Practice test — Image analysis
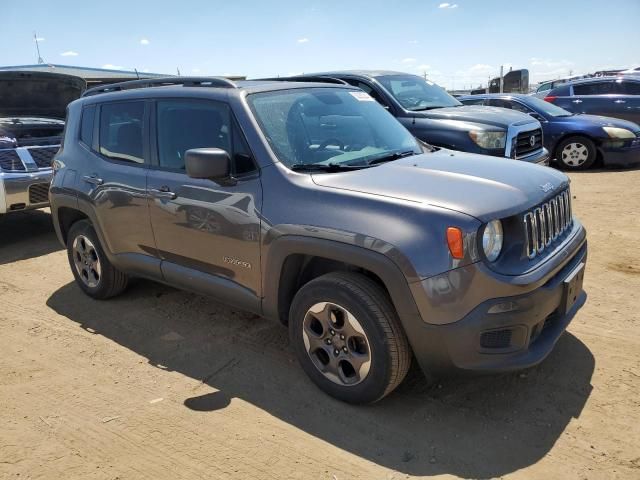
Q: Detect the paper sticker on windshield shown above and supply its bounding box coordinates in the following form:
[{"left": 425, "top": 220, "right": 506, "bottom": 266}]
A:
[{"left": 350, "top": 91, "right": 375, "bottom": 102}]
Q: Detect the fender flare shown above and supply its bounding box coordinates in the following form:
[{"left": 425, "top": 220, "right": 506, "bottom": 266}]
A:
[{"left": 261, "top": 235, "right": 424, "bottom": 343}]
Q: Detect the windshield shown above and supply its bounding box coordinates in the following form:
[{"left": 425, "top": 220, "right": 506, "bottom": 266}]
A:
[
  {"left": 376, "top": 75, "right": 461, "bottom": 111},
  {"left": 526, "top": 96, "right": 573, "bottom": 117},
  {"left": 247, "top": 88, "right": 421, "bottom": 169}
]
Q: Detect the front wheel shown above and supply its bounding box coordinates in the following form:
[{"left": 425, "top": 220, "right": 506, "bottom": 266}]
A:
[
  {"left": 289, "top": 272, "right": 411, "bottom": 404},
  {"left": 66, "top": 220, "right": 128, "bottom": 299},
  {"left": 555, "top": 136, "right": 596, "bottom": 170}
]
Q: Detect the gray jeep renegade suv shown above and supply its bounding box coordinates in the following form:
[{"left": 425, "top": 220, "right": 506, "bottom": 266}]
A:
[{"left": 50, "top": 77, "right": 588, "bottom": 404}]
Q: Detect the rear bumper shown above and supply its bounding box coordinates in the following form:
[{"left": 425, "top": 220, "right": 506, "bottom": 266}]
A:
[
  {"left": 599, "top": 138, "right": 640, "bottom": 166},
  {"left": 406, "top": 222, "right": 587, "bottom": 375},
  {"left": 0, "top": 170, "right": 52, "bottom": 214}
]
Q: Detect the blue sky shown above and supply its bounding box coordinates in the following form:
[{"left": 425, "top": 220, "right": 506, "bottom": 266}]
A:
[{"left": 3, "top": 0, "right": 639, "bottom": 89}]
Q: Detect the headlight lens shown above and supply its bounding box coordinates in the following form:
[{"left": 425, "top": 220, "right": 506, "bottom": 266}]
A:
[
  {"left": 603, "top": 126, "right": 635, "bottom": 139},
  {"left": 468, "top": 130, "right": 506, "bottom": 150},
  {"left": 482, "top": 219, "right": 503, "bottom": 262}
]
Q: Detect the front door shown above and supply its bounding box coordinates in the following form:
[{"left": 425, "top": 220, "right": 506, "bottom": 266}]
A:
[{"left": 146, "top": 98, "right": 262, "bottom": 307}]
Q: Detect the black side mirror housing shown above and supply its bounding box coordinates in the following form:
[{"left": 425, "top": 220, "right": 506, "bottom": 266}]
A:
[{"left": 185, "top": 148, "right": 232, "bottom": 181}]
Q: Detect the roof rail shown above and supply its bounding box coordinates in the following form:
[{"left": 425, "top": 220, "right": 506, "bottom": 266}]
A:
[
  {"left": 257, "top": 76, "right": 348, "bottom": 86},
  {"left": 82, "top": 76, "right": 237, "bottom": 97}
]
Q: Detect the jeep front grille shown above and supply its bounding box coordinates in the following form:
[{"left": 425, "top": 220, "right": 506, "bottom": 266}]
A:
[
  {"left": 0, "top": 149, "right": 25, "bottom": 171},
  {"left": 28, "top": 183, "right": 50, "bottom": 204},
  {"left": 515, "top": 128, "right": 543, "bottom": 158},
  {"left": 523, "top": 189, "right": 572, "bottom": 259},
  {"left": 27, "top": 146, "right": 58, "bottom": 169}
]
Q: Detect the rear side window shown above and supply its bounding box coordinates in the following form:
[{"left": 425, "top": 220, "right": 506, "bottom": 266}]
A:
[
  {"left": 617, "top": 81, "right": 640, "bottom": 95},
  {"left": 573, "top": 81, "right": 614, "bottom": 95},
  {"left": 99, "top": 102, "right": 145, "bottom": 163},
  {"left": 80, "top": 105, "right": 95, "bottom": 147}
]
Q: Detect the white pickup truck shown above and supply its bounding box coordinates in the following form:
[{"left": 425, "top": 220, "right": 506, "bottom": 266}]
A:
[{"left": 0, "top": 71, "right": 84, "bottom": 215}]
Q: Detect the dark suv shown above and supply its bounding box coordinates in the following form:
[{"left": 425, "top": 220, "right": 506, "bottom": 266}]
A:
[
  {"left": 50, "top": 77, "right": 587, "bottom": 404},
  {"left": 541, "top": 76, "right": 640, "bottom": 124},
  {"left": 280, "top": 71, "right": 550, "bottom": 164}
]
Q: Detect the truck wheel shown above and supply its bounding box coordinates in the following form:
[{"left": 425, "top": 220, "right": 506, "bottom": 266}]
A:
[
  {"left": 556, "top": 136, "right": 596, "bottom": 170},
  {"left": 289, "top": 272, "right": 411, "bottom": 404},
  {"left": 66, "top": 220, "right": 128, "bottom": 299}
]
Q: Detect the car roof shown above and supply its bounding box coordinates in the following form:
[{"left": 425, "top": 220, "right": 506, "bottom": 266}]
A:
[
  {"left": 301, "top": 70, "right": 417, "bottom": 79},
  {"left": 79, "top": 77, "right": 356, "bottom": 103},
  {"left": 564, "top": 76, "right": 639, "bottom": 86}
]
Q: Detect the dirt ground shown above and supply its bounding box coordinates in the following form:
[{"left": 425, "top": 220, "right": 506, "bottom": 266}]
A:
[{"left": 1, "top": 167, "right": 639, "bottom": 480}]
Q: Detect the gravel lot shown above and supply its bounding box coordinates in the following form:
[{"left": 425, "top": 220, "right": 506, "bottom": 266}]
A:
[{"left": 1, "top": 167, "right": 639, "bottom": 480}]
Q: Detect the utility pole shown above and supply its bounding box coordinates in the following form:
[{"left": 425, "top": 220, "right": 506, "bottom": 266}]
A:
[
  {"left": 34, "top": 32, "right": 44, "bottom": 64},
  {"left": 499, "top": 65, "right": 504, "bottom": 93}
]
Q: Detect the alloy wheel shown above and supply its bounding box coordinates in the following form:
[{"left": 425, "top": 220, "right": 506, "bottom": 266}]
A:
[
  {"left": 302, "top": 302, "right": 372, "bottom": 386},
  {"left": 72, "top": 235, "right": 102, "bottom": 288}
]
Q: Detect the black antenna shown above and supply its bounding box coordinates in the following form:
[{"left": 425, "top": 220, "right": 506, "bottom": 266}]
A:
[
  {"left": 134, "top": 68, "right": 140, "bottom": 79},
  {"left": 176, "top": 67, "right": 181, "bottom": 76},
  {"left": 33, "top": 32, "right": 44, "bottom": 64}
]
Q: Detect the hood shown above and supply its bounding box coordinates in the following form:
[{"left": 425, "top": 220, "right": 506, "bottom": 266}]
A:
[
  {"left": 415, "top": 105, "right": 537, "bottom": 129},
  {"left": 311, "top": 149, "right": 569, "bottom": 222},
  {"left": 0, "top": 71, "right": 86, "bottom": 119},
  {"left": 563, "top": 114, "right": 640, "bottom": 132}
]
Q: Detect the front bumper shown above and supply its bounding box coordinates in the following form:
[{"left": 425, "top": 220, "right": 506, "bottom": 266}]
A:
[
  {"left": 599, "top": 137, "right": 640, "bottom": 166},
  {"left": 407, "top": 222, "right": 587, "bottom": 374},
  {"left": 0, "top": 169, "right": 53, "bottom": 214},
  {"left": 517, "top": 147, "right": 550, "bottom": 166}
]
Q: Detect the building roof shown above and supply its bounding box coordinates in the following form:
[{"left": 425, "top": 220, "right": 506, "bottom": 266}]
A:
[{"left": 0, "top": 64, "right": 246, "bottom": 87}]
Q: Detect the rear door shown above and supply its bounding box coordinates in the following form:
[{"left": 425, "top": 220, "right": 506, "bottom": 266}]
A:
[
  {"left": 76, "top": 99, "right": 159, "bottom": 277},
  {"left": 613, "top": 80, "right": 640, "bottom": 124},
  {"left": 569, "top": 80, "right": 618, "bottom": 117},
  {"left": 146, "top": 98, "right": 262, "bottom": 306}
]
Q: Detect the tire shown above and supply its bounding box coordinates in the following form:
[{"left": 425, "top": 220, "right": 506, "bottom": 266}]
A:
[
  {"left": 66, "top": 220, "right": 128, "bottom": 299},
  {"left": 289, "top": 271, "right": 411, "bottom": 404},
  {"left": 555, "top": 136, "right": 596, "bottom": 170}
]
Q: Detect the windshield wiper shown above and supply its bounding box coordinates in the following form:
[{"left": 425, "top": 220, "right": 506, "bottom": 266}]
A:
[
  {"left": 368, "top": 150, "right": 417, "bottom": 165},
  {"left": 409, "top": 106, "right": 442, "bottom": 111},
  {"left": 290, "top": 163, "right": 369, "bottom": 172}
]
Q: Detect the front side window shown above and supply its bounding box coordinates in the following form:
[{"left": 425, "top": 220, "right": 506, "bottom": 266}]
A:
[
  {"left": 99, "top": 102, "right": 144, "bottom": 163},
  {"left": 537, "top": 83, "right": 552, "bottom": 93},
  {"left": 376, "top": 75, "right": 461, "bottom": 111},
  {"left": 525, "top": 96, "right": 573, "bottom": 117},
  {"left": 247, "top": 88, "right": 420, "bottom": 169},
  {"left": 460, "top": 98, "right": 485, "bottom": 106},
  {"left": 573, "top": 82, "right": 614, "bottom": 96},
  {"left": 155, "top": 99, "right": 256, "bottom": 175}
]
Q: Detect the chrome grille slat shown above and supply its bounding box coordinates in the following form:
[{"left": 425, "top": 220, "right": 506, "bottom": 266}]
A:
[{"left": 523, "top": 189, "right": 573, "bottom": 259}]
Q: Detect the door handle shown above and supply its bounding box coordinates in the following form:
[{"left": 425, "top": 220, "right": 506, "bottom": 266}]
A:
[
  {"left": 572, "top": 99, "right": 583, "bottom": 104},
  {"left": 83, "top": 175, "right": 104, "bottom": 186},
  {"left": 614, "top": 99, "right": 626, "bottom": 104},
  {"left": 149, "top": 186, "right": 177, "bottom": 200}
]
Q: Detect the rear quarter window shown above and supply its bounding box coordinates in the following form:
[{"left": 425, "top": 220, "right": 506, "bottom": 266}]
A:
[{"left": 80, "top": 105, "right": 96, "bottom": 147}]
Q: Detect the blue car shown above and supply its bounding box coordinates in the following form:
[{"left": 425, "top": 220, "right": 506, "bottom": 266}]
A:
[{"left": 459, "top": 94, "right": 640, "bottom": 170}]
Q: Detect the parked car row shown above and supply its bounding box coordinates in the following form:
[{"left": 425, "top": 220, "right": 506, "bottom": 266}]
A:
[{"left": 46, "top": 76, "right": 588, "bottom": 403}]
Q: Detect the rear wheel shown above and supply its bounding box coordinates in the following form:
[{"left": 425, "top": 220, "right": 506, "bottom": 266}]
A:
[
  {"left": 555, "top": 136, "right": 596, "bottom": 170},
  {"left": 66, "top": 220, "right": 128, "bottom": 299},
  {"left": 289, "top": 272, "right": 411, "bottom": 404}
]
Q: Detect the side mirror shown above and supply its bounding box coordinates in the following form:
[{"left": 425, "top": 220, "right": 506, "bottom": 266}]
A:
[
  {"left": 185, "top": 148, "right": 231, "bottom": 181},
  {"left": 528, "top": 112, "right": 545, "bottom": 122}
]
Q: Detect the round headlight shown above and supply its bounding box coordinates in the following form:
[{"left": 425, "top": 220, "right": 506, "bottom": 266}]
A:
[{"left": 482, "top": 219, "right": 503, "bottom": 262}]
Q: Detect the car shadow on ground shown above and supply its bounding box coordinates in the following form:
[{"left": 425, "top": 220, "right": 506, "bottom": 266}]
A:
[
  {"left": 0, "top": 210, "right": 61, "bottom": 265},
  {"left": 47, "top": 280, "right": 594, "bottom": 479}
]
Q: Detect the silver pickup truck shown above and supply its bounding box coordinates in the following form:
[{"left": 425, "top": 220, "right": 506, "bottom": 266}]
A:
[{"left": 0, "top": 71, "right": 84, "bottom": 216}]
